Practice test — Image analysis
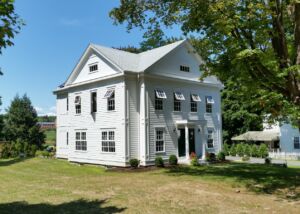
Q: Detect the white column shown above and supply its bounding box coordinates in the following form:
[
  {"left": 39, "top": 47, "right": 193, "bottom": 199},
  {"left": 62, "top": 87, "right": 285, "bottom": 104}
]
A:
[
  {"left": 185, "top": 125, "right": 189, "bottom": 160},
  {"left": 202, "top": 125, "right": 206, "bottom": 159}
]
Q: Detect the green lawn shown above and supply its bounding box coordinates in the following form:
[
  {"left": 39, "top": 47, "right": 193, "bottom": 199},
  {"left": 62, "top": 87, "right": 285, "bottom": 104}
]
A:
[
  {"left": 0, "top": 158, "right": 300, "bottom": 213},
  {"left": 43, "top": 129, "right": 56, "bottom": 146}
]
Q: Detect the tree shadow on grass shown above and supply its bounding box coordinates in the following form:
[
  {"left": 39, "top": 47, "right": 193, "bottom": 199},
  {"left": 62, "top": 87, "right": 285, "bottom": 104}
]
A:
[
  {"left": 0, "top": 157, "right": 31, "bottom": 167},
  {"left": 166, "top": 163, "right": 300, "bottom": 200},
  {"left": 0, "top": 199, "right": 126, "bottom": 214}
]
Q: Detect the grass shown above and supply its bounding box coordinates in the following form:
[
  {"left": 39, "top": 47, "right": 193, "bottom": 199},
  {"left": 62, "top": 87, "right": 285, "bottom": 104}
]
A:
[
  {"left": 0, "top": 158, "right": 300, "bottom": 213},
  {"left": 43, "top": 129, "right": 56, "bottom": 146}
]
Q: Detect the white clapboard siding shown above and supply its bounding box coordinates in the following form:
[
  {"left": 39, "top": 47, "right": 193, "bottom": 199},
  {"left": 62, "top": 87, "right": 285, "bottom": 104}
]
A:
[{"left": 145, "top": 77, "right": 222, "bottom": 161}]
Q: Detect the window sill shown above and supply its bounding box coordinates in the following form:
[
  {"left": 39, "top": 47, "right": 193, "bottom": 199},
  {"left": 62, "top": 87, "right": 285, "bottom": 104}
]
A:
[
  {"left": 74, "top": 150, "right": 87, "bottom": 153},
  {"left": 107, "top": 110, "right": 116, "bottom": 113},
  {"left": 75, "top": 114, "right": 81, "bottom": 116},
  {"left": 89, "top": 70, "right": 98, "bottom": 74},
  {"left": 155, "top": 151, "right": 166, "bottom": 155},
  {"left": 100, "top": 152, "right": 117, "bottom": 154}
]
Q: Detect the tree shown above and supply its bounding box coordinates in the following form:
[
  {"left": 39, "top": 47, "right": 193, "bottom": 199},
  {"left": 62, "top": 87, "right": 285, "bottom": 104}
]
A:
[
  {"left": 110, "top": 0, "right": 300, "bottom": 126},
  {"left": 3, "top": 94, "right": 45, "bottom": 155},
  {"left": 222, "top": 77, "right": 264, "bottom": 143}
]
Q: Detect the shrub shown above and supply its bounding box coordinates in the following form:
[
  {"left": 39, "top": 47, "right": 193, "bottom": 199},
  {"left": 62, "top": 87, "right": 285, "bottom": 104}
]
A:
[
  {"left": 250, "top": 144, "right": 258, "bottom": 157},
  {"left": 155, "top": 156, "right": 164, "bottom": 167},
  {"left": 129, "top": 159, "right": 139, "bottom": 168},
  {"left": 190, "top": 157, "right": 199, "bottom": 166},
  {"left": 243, "top": 144, "right": 251, "bottom": 157},
  {"left": 242, "top": 155, "right": 250, "bottom": 161},
  {"left": 265, "top": 157, "right": 271, "bottom": 164},
  {"left": 222, "top": 143, "right": 230, "bottom": 155},
  {"left": 229, "top": 144, "right": 236, "bottom": 156},
  {"left": 236, "top": 144, "right": 244, "bottom": 157},
  {"left": 169, "top": 155, "right": 178, "bottom": 166},
  {"left": 258, "top": 144, "right": 269, "bottom": 158},
  {"left": 35, "top": 150, "right": 43, "bottom": 157},
  {"left": 205, "top": 152, "right": 216, "bottom": 162},
  {"left": 217, "top": 151, "right": 226, "bottom": 161}
]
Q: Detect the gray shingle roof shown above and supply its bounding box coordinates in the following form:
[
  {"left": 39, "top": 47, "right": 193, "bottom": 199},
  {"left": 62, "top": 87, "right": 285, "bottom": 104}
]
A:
[
  {"left": 231, "top": 131, "right": 279, "bottom": 142},
  {"left": 91, "top": 40, "right": 185, "bottom": 72}
]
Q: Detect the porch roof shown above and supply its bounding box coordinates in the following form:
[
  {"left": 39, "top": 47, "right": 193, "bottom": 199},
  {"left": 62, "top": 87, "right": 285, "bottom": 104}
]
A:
[{"left": 231, "top": 131, "right": 279, "bottom": 142}]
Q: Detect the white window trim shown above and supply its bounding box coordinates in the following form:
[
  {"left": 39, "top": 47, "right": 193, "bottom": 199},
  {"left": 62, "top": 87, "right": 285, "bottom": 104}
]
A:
[
  {"left": 75, "top": 131, "right": 87, "bottom": 151},
  {"left": 88, "top": 63, "right": 98, "bottom": 73},
  {"left": 101, "top": 130, "right": 116, "bottom": 153},
  {"left": 155, "top": 127, "right": 166, "bottom": 153},
  {"left": 207, "top": 128, "right": 214, "bottom": 149}
]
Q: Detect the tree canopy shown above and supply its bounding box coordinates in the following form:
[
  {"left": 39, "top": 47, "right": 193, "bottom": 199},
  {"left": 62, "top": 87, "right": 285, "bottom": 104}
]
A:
[
  {"left": 0, "top": 0, "right": 24, "bottom": 75},
  {"left": 3, "top": 94, "right": 45, "bottom": 148},
  {"left": 110, "top": 0, "right": 300, "bottom": 126}
]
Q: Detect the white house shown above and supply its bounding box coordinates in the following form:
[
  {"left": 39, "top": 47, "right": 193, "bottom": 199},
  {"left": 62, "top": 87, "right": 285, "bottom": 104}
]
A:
[
  {"left": 53, "top": 40, "right": 223, "bottom": 167},
  {"left": 232, "top": 120, "right": 300, "bottom": 159}
]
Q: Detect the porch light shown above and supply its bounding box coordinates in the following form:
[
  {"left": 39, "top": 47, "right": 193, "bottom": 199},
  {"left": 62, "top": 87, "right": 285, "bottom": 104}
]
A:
[{"left": 198, "top": 128, "right": 201, "bottom": 133}]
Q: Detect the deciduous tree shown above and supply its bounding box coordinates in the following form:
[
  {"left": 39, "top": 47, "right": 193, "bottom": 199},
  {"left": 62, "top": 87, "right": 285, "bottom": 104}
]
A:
[{"left": 110, "top": 0, "right": 300, "bottom": 126}]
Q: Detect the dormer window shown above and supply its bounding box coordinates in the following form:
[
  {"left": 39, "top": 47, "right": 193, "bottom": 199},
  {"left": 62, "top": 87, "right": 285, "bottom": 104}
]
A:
[
  {"left": 180, "top": 65, "right": 190, "bottom": 72},
  {"left": 89, "top": 64, "right": 98, "bottom": 72}
]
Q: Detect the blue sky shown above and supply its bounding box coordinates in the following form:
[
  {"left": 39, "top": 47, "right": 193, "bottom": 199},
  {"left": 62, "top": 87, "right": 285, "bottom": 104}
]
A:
[{"left": 0, "top": 0, "right": 182, "bottom": 115}]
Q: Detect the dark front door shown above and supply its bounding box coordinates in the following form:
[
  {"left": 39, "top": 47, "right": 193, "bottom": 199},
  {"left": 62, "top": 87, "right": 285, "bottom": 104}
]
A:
[
  {"left": 178, "top": 129, "right": 186, "bottom": 157},
  {"left": 189, "top": 128, "right": 195, "bottom": 154}
]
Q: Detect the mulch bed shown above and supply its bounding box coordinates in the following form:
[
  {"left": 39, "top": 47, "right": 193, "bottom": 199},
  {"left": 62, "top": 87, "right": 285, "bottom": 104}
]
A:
[{"left": 106, "top": 164, "right": 178, "bottom": 172}]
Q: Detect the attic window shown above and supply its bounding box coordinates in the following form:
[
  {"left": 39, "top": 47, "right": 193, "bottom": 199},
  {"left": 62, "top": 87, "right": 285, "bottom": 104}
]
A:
[
  {"left": 180, "top": 65, "right": 190, "bottom": 72},
  {"left": 89, "top": 64, "right": 98, "bottom": 72}
]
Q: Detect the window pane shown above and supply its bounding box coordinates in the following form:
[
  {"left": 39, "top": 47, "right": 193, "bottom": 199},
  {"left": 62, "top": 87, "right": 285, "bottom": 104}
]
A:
[
  {"left": 102, "top": 132, "right": 107, "bottom": 140},
  {"left": 81, "top": 132, "right": 86, "bottom": 140},
  {"left": 76, "top": 132, "right": 80, "bottom": 140}
]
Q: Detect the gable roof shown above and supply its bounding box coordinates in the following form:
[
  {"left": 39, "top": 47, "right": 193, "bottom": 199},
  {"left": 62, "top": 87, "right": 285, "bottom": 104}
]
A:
[{"left": 91, "top": 40, "right": 186, "bottom": 72}]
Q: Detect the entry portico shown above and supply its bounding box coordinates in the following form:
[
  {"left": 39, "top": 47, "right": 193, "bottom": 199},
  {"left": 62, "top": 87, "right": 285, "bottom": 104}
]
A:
[{"left": 176, "top": 120, "right": 207, "bottom": 162}]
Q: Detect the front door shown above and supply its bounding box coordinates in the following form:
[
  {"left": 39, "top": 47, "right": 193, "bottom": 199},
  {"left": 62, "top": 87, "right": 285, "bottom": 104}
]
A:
[
  {"left": 178, "top": 129, "right": 186, "bottom": 157},
  {"left": 189, "top": 128, "right": 195, "bottom": 154}
]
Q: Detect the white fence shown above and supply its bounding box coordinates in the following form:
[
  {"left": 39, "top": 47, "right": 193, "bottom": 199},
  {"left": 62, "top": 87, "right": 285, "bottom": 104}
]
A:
[{"left": 269, "top": 151, "right": 300, "bottom": 160}]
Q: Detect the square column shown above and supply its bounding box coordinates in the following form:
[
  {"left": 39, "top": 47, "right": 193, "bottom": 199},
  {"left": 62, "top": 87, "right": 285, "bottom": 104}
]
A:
[{"left": 185, "top": 125, "right": 189, "bottom": 160}]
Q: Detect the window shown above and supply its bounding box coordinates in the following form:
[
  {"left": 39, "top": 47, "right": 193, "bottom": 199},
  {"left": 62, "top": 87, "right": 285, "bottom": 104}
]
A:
[
  {"left": 207, "top": 130, "right": 214, "bottom": 148},
  {"left": 155, "top": 129, "right": 165, "bottom": 152},
  {"left": 190, "top": 96, "right": 197, "bottom": 112},
  {"left": 75, "top": 96, "right": 81, "bottom": 114},
  {"left": 180, "top": 65, "right": 190, "bottom": 72},
  {"left": 75, "top": 132, "right": 87, "bottom": 151},
  {"left": 91, "top": 92, "right": 97, "bottom": 113},
  {"left": 104, "top": 89, "right": 115, "bottom": 111},
  {"left": 89, "top": 64, "right": 98, "bottom": 72},
  {"left": 294, "top": 137, "right": 300, "bottom": 149},
  {"left": 206, "top": 96, "right": 214, "bottom": 113},
  {"left": 155, "top": 89, "right": 167, "bottom": 110},
  {"left": 66, "top": 132, "right": 69, "bottom": 145},
  {"left": 101, "top": 131, "right": 115, "bottom": 152},
  {"left": 174, "top": 92, "right": 184, "bottom": 112},
  {"left": 174, "top": 95, "right": 181, "bottom": 112},
  {"left": 67, "top": 97, "right": 69, "bottom": 111}
]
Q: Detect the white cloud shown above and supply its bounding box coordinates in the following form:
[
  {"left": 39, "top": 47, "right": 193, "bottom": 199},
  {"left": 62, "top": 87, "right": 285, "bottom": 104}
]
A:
[
  {"left": 34, "top": 106, "right": 56, "bottom": 116},
  {"left": 59, "top": 18, "right": 82, "bottom": 27}
]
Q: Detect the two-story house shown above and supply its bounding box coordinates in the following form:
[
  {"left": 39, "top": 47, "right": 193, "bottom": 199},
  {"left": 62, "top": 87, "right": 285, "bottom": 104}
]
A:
[{"left": 54, "top": 40, "right": 223, "bottom": 166}]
